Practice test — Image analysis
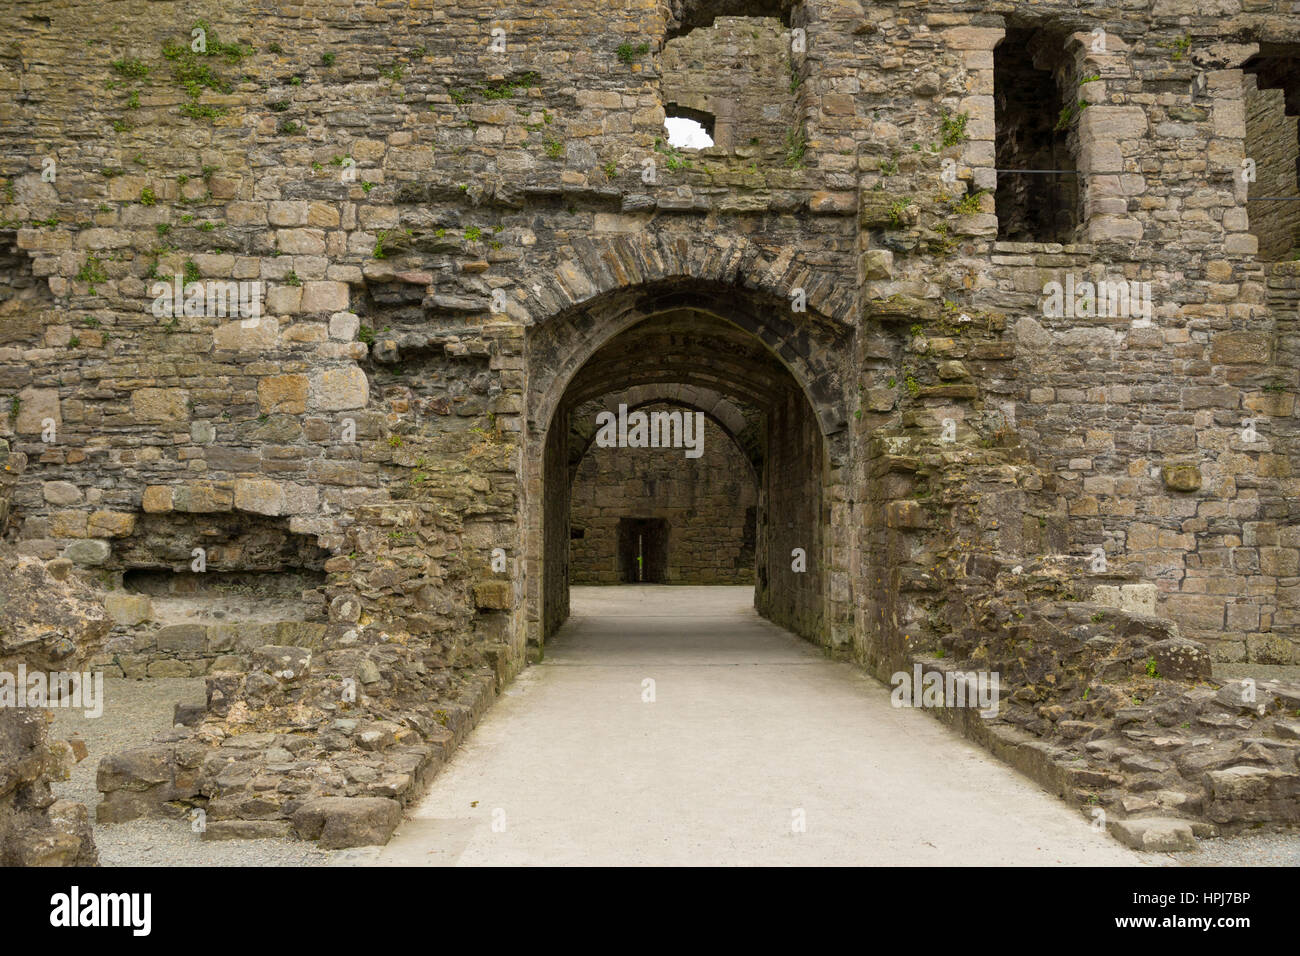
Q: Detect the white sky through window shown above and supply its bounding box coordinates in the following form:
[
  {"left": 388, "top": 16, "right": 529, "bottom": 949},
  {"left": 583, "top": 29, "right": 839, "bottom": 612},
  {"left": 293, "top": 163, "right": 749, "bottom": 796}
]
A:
[{"left": 665, "top": 116, "right": 713, "bottom": 149}]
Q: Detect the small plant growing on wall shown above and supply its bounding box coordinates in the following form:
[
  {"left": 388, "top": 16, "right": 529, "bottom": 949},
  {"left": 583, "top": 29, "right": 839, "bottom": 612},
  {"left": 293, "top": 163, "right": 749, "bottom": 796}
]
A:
[
  {"left": 783, "top": 128, "right": 806, "bottom": 168},
  {"left": 76, "top": 253, "right": 108, "bottom": 293},
  {"left": 940, "top": 111, "right": 969, "bottom": 146},
  {"left": 163, "top": 19, "right": 248, "bottom": 123},
  {"left": 616, "top": 42, "right": 649, "bottom": 64},
  {"left": 1053, "top": 101, "right": 1089, "bottom": 132},
  {"left": 951, "top": 190, "right": 986, "bottom": 215}
]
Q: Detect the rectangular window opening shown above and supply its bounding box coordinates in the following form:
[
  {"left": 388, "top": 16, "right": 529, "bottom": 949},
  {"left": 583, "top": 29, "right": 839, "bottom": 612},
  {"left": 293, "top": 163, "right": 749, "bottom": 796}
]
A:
[{"left": 994, "top": 27, "right": 1080, "bottom": 243}]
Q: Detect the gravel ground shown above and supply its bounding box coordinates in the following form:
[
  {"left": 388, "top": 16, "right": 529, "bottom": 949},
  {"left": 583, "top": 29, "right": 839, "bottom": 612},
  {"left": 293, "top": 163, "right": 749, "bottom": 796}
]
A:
[
  {"left": 45, "top": 676, "right": 1300, "bottom": 867},
  {"left": 1139, "top": 829, "right": 1300, "bottom": 867}
]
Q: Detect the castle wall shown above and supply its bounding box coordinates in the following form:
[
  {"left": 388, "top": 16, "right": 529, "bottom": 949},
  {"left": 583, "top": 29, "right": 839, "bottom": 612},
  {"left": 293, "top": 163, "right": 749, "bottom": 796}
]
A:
[{"left": 0, "top": 0, "right": 1299, "bottom": 842}]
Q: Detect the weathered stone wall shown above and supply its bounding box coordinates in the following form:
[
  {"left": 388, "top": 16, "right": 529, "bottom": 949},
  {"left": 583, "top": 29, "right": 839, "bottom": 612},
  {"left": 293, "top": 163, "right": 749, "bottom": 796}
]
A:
[
  {"left": 846, "top": 12, "right": 1299, "bottom": 668},
  {"left": 756, "top": 384, "right": 825, "bottom": 642},
  {"left": 569, "top": 403, "right": 756, "bottom": 584},
  {"left": 0, "top": 0, "right": 1298, "bottom": 844},
  {"left": 660, "top": 16, "right": 797, "bottom": 153},
  {"left": 0, "top": 555, "right": 107, "bottom": 865}
]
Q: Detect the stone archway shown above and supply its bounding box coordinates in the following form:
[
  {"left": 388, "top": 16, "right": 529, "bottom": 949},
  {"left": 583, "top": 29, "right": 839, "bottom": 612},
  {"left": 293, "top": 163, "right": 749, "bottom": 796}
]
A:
[
  {"left": 565, "top": 385, "right": 760, "bottom": 484},
  {"left": 520, "top": 266, "right": 853, "bottom": 656}
]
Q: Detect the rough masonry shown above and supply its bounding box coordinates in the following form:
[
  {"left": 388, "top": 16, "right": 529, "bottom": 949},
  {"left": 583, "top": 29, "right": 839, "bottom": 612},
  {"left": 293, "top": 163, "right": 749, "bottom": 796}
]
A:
[{"left": 0, "top": 0, "right": 1297, "bottom": 853}]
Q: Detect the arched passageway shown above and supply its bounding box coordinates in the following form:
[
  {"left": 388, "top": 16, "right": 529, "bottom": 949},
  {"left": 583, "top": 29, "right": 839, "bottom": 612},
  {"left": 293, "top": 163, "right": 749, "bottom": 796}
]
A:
[{"left": 524, "top": 281, "right": 848, "bottom": 655}]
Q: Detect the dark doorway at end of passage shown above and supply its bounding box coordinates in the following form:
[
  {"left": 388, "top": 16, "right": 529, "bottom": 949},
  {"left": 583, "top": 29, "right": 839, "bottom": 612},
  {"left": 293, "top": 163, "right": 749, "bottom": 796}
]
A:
[{"left": 617, "top": 517, "right": 669, "bottom": 583}]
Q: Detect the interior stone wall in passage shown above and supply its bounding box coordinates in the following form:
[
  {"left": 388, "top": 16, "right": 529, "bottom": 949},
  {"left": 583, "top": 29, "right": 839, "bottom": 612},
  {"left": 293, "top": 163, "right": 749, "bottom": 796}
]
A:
[
  {"left": 569, "top": 403, "right": 757, "bottom": 584},
  {"left": 756, "top": 383, "right": 824, "bottom": 643},
  {"left": 1245, "top": 75, "right": 1300, "bottom": 261}
]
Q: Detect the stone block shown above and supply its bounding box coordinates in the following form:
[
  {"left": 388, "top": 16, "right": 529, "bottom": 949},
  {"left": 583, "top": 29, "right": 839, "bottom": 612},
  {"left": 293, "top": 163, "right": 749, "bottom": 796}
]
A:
[
  {"left": 252, "top": 645, "right": 312, "bottom": 681},
  {"left": 62, "top": 540, "right": 110, "bottom": 566},
  {"left": 1205, "top": 766, "right": 1300, "bottom": 825},
  {"left": 15, "top": 387, "right": 61, "bottom": 434},
  {"left": 147, "top": 660, "right": 194, "bottom": 677},
  {"left": 234, "top": 479, "right": 286, "bottom": 516},
  {"left": 104, "top": 593, "right": 152, "bottom": 626},
  {"left": 132, "top": 388, "right": 189, "bottom": 423},
  {"left": 87, "top": 511, "right": 135, "bottom": 538},
  {"left": 213, "top": 317, "right": 278, "bottom": 351},
  {"left": 1211, "top": 332, "right": 1270, "bottom": 365},
  {"left": 329, "top": 312, "right": 360, "bottom": 341},
  {"left": 1107, "top": 817, "right": 1196, "bottom": 851},
  {"left": 473, "top": 579, "right": 512, "bottom": 610},
  {"left": 309, "top": 367, "right": 369, "bottom": 411},
  {"left": 291, "top": 796, "right": 403, "bottom": 848},
  {"left": 155, "top": 624, "right": 208, "bottom": 654},
  {"left": 1147, "top": 638, "right": 1212, "bottom": 680},
  {"left": 172, "top": 483, "right": 233, "bottom": 513},
  {"left": 258, "top": 373, "right": 309, "bottom": 414},
  {"left": 201, "top": 820, "right": 293, "bottom": 841},
  {"left": 97, "top": 747, "right": 171, "bottom": 793},
  {"left": 42, "top": 481, "right": 81, "bottom": 505},
  {"left": 1161, "top": 463, "right": 1201, "bottom": 492},
  {"left": 141, "top": 486, "right": 174, "bottom": 513},
  {"left": 301, "top": 281, "right": 349, "bottom": 313}
]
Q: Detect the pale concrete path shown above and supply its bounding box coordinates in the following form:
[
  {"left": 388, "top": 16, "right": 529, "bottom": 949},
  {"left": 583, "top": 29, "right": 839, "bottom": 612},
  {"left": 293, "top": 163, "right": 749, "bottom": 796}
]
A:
[{"left": 359, "top": 586, "right": 1144, "bottom": 866}]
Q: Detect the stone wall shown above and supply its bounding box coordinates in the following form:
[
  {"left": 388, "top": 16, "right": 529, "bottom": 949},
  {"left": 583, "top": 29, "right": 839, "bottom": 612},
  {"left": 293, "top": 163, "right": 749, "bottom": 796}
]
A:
[
  {"left": 756, "top": 384, "right": 825, "bottom": 642},
  {"left": 1245, "top": 75, "right": 1300, "bottom": 261},
  {"left": 660, "top": 15, "right": 797, "bottom": 153},
  {"left": 0, "top": 556, "right": 107, "bottom": 865},
  {"left": 570, "top": 403, "right": 757, "bottom": 584},
  {"left": 0, "top": 0, "right": 1298, "bottom": 844}
]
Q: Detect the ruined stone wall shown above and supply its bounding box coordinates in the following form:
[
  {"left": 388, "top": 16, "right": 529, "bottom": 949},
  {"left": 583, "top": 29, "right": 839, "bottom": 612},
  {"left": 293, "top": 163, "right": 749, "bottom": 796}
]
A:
[
  {"left": 569, "top": 405, "right": 756, "bottom": 584},
  {"left": 0, "top": 556, "right": 107, "bottom": 865},
  {"left": 848, "top": 9, "right": 1300, "bottom": 668},
  {"left": 540, "top": 404, "right": 570, "bottom": 643},
  {"left": 1, "top": 0, "right": 1299, "bottom": 844},
  {"left": 1265, "top": 260, "right": 1300, "bottom": 647},
  {"left": 660, "top": 16, "right": 797, "bottom": 153}
]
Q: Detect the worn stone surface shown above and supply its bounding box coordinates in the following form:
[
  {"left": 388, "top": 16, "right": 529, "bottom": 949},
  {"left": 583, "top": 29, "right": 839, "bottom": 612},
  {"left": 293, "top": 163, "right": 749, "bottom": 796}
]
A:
[
  {"left": 291, "top": 796, "right": 403, "bottom": 849},
  {"left": 1108, "top": 816, "right": 1197, "bottom": 852},
  {"left": 0, "top": 555, "right": 107, "bottom": 865},
  {"left": 570, "top": 401, "right": 757, "bottom": 584}
]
